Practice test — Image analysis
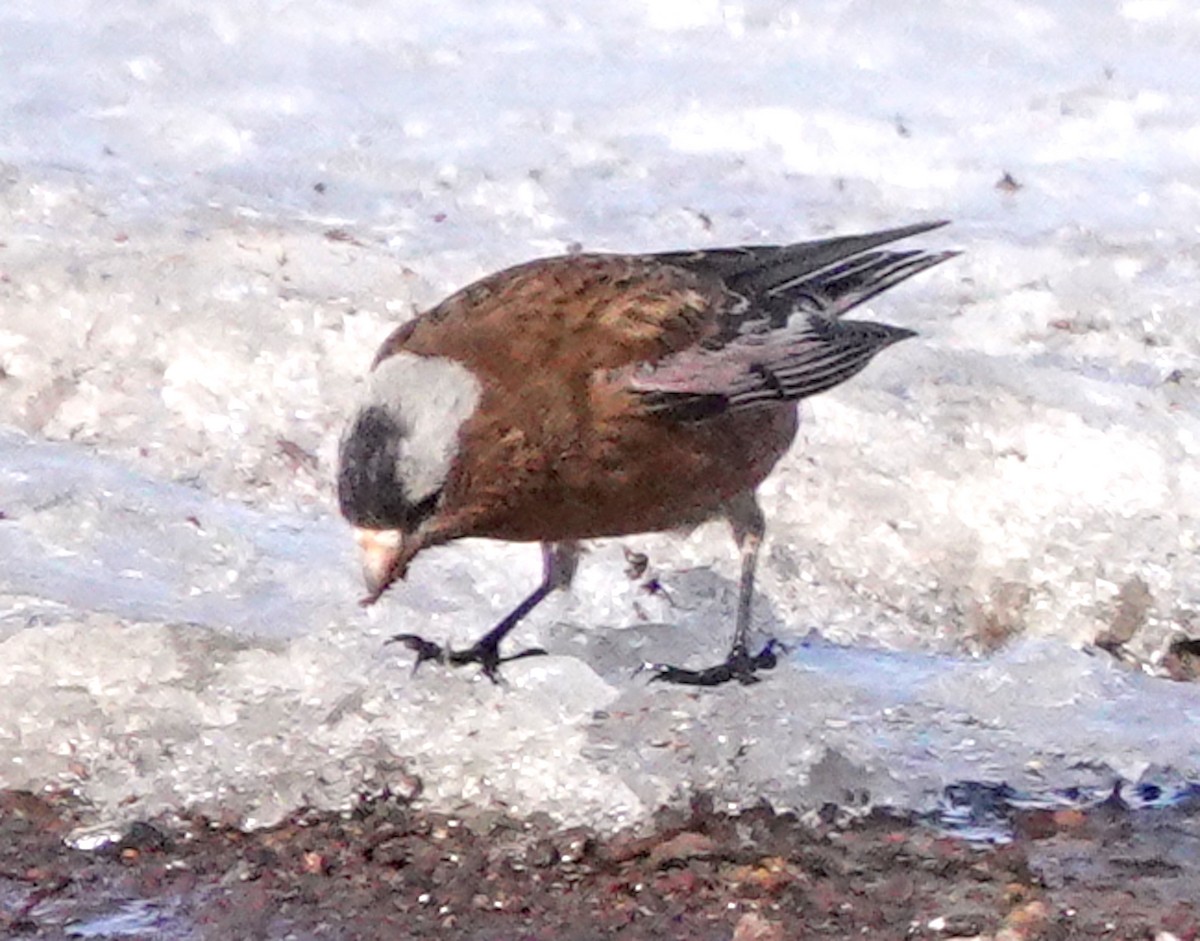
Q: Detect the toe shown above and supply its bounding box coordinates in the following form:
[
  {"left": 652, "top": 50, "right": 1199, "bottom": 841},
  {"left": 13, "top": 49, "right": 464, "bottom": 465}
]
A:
[{"left": 385, "top": 634, "right": 446, "bottom": 672}]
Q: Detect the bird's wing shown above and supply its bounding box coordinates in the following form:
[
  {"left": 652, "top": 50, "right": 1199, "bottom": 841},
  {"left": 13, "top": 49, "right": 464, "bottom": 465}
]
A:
[
  {"left": 627, "top": 222, "right": 955, "bottom": 420},
  {"left": 371, "top": 253, "right": 725, "bottom": 376}
]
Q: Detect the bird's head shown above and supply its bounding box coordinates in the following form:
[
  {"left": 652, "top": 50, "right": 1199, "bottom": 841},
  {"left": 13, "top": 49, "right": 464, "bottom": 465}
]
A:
[{"left": 337, "top": 350, "right": 481, "bottom": 601}]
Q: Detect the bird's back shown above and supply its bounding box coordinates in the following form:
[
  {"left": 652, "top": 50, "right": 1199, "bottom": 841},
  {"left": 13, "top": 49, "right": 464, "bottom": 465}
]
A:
[{"left": 372, "top": 254, "right": 720, "bottom": 381}]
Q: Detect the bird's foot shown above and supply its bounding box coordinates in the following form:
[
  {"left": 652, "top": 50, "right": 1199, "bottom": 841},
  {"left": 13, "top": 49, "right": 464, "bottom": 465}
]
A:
[
  {"left": 387, "top": 633, "right": 547, "bottom": 683},
  {"left": 640, "top": 639, "right": 782, "bottom": 687}
]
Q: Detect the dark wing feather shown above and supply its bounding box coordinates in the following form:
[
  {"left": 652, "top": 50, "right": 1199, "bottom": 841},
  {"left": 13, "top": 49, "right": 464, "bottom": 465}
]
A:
[{"left": 631, "top": 222, "right": 954, "bottom": 420}]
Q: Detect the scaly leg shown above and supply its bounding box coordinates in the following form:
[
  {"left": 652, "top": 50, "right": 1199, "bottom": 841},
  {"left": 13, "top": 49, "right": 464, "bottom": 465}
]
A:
[{"left": 646, "top": 492, "right": 780, "bottom": 686}]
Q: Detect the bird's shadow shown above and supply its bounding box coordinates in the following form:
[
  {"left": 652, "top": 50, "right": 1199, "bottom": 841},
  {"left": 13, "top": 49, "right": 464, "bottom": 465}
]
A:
[{"left": 542, "top": 565, "right": 792, "bottom": 684}]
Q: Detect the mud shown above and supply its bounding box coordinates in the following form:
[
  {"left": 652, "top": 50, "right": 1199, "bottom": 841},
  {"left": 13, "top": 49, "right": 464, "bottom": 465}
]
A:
[{"left": 2, "top": 788, "right": 1198, "bottom": 940}]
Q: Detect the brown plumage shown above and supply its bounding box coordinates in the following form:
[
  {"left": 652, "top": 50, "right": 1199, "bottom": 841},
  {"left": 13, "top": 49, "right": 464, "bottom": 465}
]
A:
[{"left": 338, "top": 222, "right": 955, "bottom": 684}]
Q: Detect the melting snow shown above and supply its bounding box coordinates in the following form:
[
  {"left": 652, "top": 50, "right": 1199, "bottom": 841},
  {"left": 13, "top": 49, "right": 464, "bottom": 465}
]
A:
[{"left": 3, "top": 0, "right": 1200, "bottom": 831}]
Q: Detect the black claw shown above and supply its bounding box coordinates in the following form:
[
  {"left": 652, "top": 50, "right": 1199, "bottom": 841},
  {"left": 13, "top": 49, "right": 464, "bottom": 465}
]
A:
[
  {"left": 387, "top": 633, "right": 447, "bottom": 674},
  {"left": 387, "top": 634, "right": 548, "bottom": 682},
  {"left": 502, "top": 646, "right": 550, "bottom": 662},
  {"left": 642, "top": 640, "right": 783, "bottom": 687}
]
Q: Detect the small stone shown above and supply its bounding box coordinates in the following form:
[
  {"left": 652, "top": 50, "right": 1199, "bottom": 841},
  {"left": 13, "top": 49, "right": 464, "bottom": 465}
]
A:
[
  {"left": 647, "top": 831, "right": 719, "bottom": 868},
  {"left": 732, "top": 911, "right": 784, "bottom": 941},
  {"left": 996, "top": 900, "right": 1050, "bottom": 941}
]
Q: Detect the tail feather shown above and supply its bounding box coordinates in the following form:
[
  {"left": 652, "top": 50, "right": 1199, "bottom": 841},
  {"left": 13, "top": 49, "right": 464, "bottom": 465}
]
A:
[
  {"left": 777, "top": 248, "right": 959, "bottom": 321},
  {"left": 655, "top": 220, "right": 949, "bottom": 300}
]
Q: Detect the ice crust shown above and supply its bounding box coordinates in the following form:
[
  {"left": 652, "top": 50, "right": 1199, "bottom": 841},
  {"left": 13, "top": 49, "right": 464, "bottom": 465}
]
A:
[
  {"left": 3, "top": 0, "right": 1200, "bottom": 830},
  {"left": 3, "top": 432, "right": 1200, "bottom": 833}
]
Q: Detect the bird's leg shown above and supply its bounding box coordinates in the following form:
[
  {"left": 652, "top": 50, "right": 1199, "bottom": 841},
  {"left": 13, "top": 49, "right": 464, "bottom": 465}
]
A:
[
  {"left": 645, "top": 492, "right": 780, "bottom": 686},
  {"left": 390, "top": 541, "right": 580, "bottom": 682}
]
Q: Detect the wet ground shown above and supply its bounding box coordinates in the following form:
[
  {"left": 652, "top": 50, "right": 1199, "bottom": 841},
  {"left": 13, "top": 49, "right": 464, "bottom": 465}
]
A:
[{"left": 2, "top": 787, "right": 1198, "bottom": 940}]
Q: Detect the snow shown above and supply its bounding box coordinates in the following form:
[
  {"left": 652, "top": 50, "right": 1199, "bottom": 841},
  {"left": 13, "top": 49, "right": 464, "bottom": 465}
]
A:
[{"left": 3, "top": 0, "right": 1200, "bottom": 833}]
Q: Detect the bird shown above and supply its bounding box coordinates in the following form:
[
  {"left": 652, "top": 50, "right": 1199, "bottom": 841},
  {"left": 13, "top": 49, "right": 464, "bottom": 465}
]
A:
[{"left": 337, "top": 221, "right": 954, "bottom": 686}]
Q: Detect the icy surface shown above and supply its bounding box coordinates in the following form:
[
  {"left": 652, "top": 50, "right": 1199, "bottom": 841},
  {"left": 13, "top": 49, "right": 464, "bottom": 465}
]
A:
[{"left": 4, "top": 0, "right": 1200, "bottom": 830}]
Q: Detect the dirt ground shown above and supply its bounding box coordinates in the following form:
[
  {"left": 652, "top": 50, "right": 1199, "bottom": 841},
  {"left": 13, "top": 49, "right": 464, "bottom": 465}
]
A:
[{"left": 1, "top": 787, "right": 1197, "bottom": 940}]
